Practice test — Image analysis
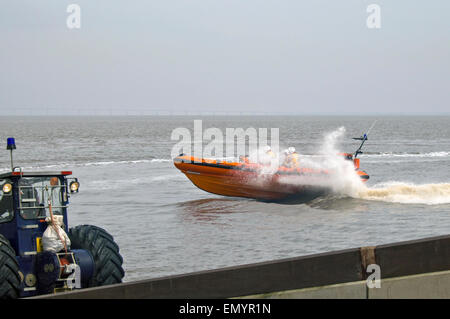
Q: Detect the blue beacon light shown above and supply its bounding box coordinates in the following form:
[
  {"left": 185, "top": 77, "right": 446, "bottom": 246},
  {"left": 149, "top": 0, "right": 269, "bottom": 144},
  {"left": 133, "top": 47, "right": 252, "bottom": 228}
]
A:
[
  {"left": 7, "top": 137, "right": 16, "bottom": 150},
  {"left": 7, "top": 137, "right": 16, "bottom": 171}
]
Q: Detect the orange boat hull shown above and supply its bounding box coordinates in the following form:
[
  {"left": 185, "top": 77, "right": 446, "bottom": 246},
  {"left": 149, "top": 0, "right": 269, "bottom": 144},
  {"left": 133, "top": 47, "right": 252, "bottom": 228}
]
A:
[{"left": 174, "top": 155, "right": 369, "bottom": 201}]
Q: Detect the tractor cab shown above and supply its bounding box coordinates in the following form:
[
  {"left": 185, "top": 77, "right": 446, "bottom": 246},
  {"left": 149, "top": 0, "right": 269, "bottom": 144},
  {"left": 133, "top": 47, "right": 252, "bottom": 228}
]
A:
[
  {"left": 0, "top": 138, "right": 124, "bottom": 299},
  {"left": 0, "top": 170, "right": 79, "bottom": 252}
]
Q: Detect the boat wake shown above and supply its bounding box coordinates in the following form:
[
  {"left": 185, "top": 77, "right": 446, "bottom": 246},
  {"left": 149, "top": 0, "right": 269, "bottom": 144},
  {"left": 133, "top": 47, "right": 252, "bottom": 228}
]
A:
[{"left": 355, "top": 182, "right": 450, "bottom": 205}]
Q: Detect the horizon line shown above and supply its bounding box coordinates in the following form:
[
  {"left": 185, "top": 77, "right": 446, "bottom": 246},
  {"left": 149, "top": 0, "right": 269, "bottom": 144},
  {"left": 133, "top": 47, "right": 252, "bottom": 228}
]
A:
[{"left": 0, "top": 112, "right": 449, "bottom": 117}]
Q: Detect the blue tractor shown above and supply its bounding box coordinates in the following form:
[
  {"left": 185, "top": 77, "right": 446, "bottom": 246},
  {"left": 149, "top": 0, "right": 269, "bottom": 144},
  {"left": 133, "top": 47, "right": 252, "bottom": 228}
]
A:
[{"left": 0, "top": 138, "right": 124, "bottom": 298}]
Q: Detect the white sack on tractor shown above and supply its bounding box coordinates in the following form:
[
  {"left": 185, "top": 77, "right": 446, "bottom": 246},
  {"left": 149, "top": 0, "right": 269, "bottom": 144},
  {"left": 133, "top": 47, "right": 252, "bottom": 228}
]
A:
[{"left": 42, "top": 215, "right": 71, "bottom": 253}]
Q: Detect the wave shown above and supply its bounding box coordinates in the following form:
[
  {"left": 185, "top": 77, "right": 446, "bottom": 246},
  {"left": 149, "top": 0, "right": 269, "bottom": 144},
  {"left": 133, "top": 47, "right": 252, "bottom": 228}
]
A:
[
  {"left": 362, "top": 151, "right": 450, "bottom": 158},
  {"left": 0, "top": 158, "right": 172, "bottom": 172},
  {"left": 355, "top": 182, "right": 450, "bottom": 205},
  {"left": 81, "top": 159, "right": 172, "bottom": 166},
  {"left": 286, "top": 151, "right": 450, "bottom": 161}
]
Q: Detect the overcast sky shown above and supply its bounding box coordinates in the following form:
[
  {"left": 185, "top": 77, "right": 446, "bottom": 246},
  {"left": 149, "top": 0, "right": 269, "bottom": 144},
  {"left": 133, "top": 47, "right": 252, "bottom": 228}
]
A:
[{"left": 0, "top": 1, "right": 449, "bottom": 115}]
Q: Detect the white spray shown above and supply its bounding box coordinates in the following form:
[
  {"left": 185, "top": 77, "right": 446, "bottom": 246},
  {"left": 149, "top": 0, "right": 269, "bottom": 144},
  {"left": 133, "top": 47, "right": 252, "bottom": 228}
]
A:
[
  {"left": 316, "top": 127, "right": 365, "bottom": 196},
  {"left": 288, "top": 127, "right": 364, "bottom": 195},
  {"left": 250, "top": 127, "right": 365, "bottom": 195}
]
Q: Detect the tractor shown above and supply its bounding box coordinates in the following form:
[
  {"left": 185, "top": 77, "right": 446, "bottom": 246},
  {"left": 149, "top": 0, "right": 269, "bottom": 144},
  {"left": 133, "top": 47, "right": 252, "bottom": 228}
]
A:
[{"left": 0, "top": 138, "right": 124, "bottom": 298}]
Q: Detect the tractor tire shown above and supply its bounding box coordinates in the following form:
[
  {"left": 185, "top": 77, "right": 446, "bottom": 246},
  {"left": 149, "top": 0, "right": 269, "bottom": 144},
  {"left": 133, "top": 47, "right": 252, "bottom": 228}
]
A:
[
  {"left": 0, "top": 235, "right": 21, "bottom": 299},
  {"left": 68, "top": 225, "right": 124, "bottom": 287}
]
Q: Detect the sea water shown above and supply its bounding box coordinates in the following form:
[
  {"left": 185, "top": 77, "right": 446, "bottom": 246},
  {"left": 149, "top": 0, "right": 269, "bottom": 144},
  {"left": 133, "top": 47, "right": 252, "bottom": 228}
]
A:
[{"left": 1, "top": 115, "right": 449, "bottom": 282}]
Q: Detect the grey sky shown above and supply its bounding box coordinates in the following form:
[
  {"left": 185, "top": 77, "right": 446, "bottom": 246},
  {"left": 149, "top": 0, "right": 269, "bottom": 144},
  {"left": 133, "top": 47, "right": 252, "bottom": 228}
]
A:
[{"left": 0, "top": 1, "right": 449, "bottom": 115}]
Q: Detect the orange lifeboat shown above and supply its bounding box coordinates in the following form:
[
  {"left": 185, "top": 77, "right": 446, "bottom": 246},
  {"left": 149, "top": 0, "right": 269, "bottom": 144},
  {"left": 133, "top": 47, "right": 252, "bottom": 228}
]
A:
[{"left": 173, "top": 154, "right": 369, "bottom": 201}]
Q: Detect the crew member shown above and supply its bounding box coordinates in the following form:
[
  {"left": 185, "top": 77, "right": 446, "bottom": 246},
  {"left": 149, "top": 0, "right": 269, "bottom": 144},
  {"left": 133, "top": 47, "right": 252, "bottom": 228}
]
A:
[
  {"left": 259, "top": 146, "right": 276, "bottom": 166},
  {"left": 283, "top": 147, "right": 300, "bottom": 168},
  {"left": 264, "top": 146, "right": 276, "bottom": 158}
]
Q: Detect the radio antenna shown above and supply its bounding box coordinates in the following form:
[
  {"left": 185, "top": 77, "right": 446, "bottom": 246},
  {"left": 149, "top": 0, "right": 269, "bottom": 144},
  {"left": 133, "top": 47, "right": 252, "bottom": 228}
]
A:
[{"left": 353, "top": 120, "right": 377, "bottom": 158}]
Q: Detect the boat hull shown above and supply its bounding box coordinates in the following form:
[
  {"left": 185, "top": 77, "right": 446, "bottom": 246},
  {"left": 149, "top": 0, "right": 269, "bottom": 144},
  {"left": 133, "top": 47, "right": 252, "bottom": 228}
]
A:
[{"left": 174, "top": 155, "right": 369, "bottom": 201}]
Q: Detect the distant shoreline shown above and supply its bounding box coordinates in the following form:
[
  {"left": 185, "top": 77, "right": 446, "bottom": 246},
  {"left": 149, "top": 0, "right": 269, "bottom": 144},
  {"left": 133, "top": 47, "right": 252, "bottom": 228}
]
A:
[{"left": 1, "top": 113, "right": 449, "bottom": 117}]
